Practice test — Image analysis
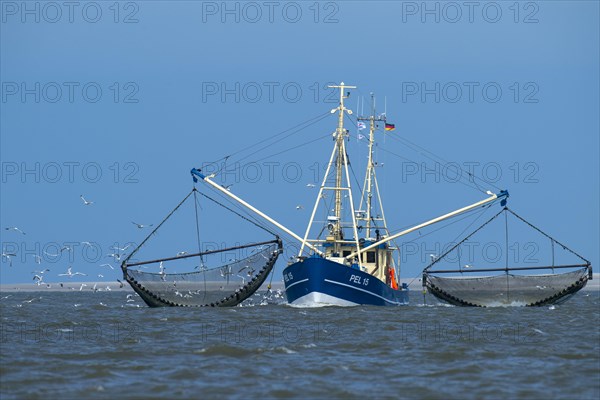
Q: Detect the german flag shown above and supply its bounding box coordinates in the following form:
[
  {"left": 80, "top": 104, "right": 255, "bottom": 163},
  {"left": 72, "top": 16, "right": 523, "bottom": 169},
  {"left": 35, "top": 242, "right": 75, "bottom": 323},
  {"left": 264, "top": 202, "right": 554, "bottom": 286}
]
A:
[{"left": 384, "top": 123, "right": 395, "bottom": 131}]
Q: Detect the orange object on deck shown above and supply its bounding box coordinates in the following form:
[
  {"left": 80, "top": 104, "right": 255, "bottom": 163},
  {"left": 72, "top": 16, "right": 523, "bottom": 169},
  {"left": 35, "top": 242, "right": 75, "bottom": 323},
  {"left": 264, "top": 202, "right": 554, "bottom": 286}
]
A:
[{"left": 389, "top": 267, "right": 399, "bottom": 290}]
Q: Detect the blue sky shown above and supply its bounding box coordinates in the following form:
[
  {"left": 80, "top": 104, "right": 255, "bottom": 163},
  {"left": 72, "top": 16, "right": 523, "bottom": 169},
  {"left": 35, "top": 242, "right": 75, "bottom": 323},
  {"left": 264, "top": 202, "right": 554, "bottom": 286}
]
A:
[{"left": 1, "top": 1, "right": 598, "bottom": 285}]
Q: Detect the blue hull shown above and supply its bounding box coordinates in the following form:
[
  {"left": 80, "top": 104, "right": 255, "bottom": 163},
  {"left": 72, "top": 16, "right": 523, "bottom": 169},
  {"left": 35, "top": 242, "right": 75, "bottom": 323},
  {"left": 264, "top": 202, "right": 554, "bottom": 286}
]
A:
[{"left": 283, "top": 257, "right": 409, "bottom": 306}]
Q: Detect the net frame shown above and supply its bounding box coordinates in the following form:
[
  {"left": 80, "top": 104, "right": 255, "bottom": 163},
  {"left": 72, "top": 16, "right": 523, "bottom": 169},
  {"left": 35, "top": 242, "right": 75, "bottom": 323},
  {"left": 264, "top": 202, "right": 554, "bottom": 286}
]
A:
[
  {"left": 421, "top": 207, "right": 592, "bottom": 307},
  {"left": 424, "top": 265, "right": 591, "bottom": 307},
  {"left": 123, "top": 239, "right": 282, "bottom": 307}
]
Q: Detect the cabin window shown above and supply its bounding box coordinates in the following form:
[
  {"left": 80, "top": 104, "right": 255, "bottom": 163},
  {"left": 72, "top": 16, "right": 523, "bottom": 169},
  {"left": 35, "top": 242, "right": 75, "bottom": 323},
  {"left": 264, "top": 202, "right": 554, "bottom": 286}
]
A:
[
  {"left": 343, "top": 250, "right": 351, "bottom": 258},
  {"left": 366, "top": 251, "right": 376, "bottom": 263}
]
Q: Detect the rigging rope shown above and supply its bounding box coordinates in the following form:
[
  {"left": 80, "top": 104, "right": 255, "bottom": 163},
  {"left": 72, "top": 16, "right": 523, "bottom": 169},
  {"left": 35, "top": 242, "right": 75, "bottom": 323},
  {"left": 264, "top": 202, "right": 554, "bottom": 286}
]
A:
[
  {"left": 345, "top": 109, "right": 502, "bottom": 196},
  {"left": 122, "top": 190, "right": 196, "bottom": 267},
  {"left": 403, "top": 204, "right": 494, "bottom": 288},
  {"left": 194, "top": 187, "right": 278, "bottom": 237},
  {"left": 423, "top": 207, "right": 506, "bottom": 272},
  {"left": 391, "top": 134, "right": 503, "bottom": 192},
  {"left": 505, "top": 208, "right": 590, "bottom": 264},
  {"left": 231, "top": 111, "right": 331, "bottom": 161},
  {"left": 193, "top": 190, "right": 206, "bottom": 268},
  {"left": 201, "top": 111, "right": 332, "bottom": 177},
  {"left": 215, "top": 111, "right": 332, "bottom": 177}
]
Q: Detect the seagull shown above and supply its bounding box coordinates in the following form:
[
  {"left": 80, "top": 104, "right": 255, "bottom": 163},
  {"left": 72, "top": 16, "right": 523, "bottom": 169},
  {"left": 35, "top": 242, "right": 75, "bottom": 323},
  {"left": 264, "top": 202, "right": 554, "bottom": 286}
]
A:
[
  {"left": 464, "top": 264, "right": 472, "bottom": 269},
  {"left": 176, "top": 251, "right": 188, "bottom": 257},
  {"left": 306, "top": 183, "right": 316, "bottom": 188},
  {"left": 4, "top": 226, "right": 26, "bottom": 235},
  {"left": 1, "top": 252, "right": 16, "bottom": 266},
  {"left": 58, "top": 267, "right": 87, "bottom": 278},
  {"left": 111, "top": 244, "right": 131, "bottom": 252},
  {"left": 106, "top": 253, "right": 121, "bottom": 261},
  {"left": 486, "top": 190, "right": 494, "bottom": 195},
  {"left": 79, "top": 283, "right": 88, "bottom": 291},
  {"left": 429, "top": 254, "right": 438, "bottom": 262},
  {"left": 32, "top": 268, "right": 50, "bottom": 275},
  {"left": 296, "top": 205, "right": 303, "bottom": 210},
  {"left": 98, "top": 274, "right": 104, "bottom": 278},
  {"left": 33, "top": 274, "right": 44, "bottom": 285},
  {"left": 238, "top": 265, "right": 249, "bottom": 273},
  {"left": 132, "top": 221, "right": 153, "bottom": 229},
  {"left": 80, "top": 195, "right": 94, "bottom": 205},
  {"left": 220, "top": 265, "right": 233, "bottom": 283},
  {"left": 223, "top": 184, "right": 233, "bottom": 191},
  {"left": 236, "top": 274, "right": 246, "bottom": 285},
  {"left": 100, "top": 263, "right": 115, "bottom": 270},
  {"left": 44, "top": 250, "right": 59, "bottom": 257},
  {"left": 30, "top": 254, "right": 42, "bottom": 264},
  {"left": 159, "top": 261, "right": 166, "bottom": 281}
]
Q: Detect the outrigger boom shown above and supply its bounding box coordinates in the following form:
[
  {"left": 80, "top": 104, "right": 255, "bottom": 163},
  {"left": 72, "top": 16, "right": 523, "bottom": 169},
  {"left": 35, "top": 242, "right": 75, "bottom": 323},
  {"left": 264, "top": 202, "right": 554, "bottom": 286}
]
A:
[
  {"left": 344, "top": 190, "right": 509, "bottom": 262},
  {"left": 191, "top": 171, "right": 508, "bottom": 261},
  {"left": 191, "top": 168, "right": 324, "bottom": 256}
]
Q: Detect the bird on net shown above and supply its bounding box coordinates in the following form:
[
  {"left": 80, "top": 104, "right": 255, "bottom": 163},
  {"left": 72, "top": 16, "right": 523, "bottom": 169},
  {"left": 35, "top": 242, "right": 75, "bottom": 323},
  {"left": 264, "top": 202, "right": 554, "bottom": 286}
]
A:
[
  {"left": 422, "top": 207, "right": 592, "bottom": 307},
  {"left": 120, "top": 188, "right": 283, "bottom": 307}
]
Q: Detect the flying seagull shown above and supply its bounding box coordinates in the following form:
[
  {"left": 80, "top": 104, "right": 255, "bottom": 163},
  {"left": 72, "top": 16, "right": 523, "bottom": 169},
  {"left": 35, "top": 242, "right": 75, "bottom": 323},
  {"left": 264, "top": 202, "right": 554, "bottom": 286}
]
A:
[
  {"left": 159, "top": 261, "right": 166, "bottom": 281},
  {"left": 106, "top": 253, "right": 121, "bottom": 261},
  {"left": 80, "top": 195, "right": 94, "bottom": 205},
  {"left": 32, "top": 268, "right": 50, "bottom": 275},
  {"left": 111, "top": 244, "right": 131, "bottom": 252},
  {"left": 58, "top": 267, "right": 87, "bottom": 278},
  {"left": 132, "top": 221, "right": 153, "bottom": 229},
  {"left": 4, "top": 226, "right": 25, "bottom": 235},
  {"left": 1, "top": 252, "right": 16, "bottom": 266}
]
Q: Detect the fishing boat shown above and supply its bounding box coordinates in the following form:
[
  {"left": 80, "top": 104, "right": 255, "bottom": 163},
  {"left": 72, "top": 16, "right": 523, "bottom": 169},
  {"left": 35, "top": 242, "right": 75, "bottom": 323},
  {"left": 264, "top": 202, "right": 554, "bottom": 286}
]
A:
[{"left": 192, "top": 82, "right": 509, "bottom": 306}]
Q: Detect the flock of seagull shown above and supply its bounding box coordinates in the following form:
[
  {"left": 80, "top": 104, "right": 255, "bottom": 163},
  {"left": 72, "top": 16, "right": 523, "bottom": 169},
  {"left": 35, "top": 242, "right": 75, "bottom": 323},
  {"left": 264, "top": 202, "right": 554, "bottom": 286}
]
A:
[{"left": 1, "top": 194, "right": 156, "bottom": 291}]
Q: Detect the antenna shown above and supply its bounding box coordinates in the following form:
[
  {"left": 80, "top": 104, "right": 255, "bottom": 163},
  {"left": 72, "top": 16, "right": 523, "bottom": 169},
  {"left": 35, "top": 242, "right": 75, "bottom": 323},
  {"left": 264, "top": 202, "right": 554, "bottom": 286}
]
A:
[{"left": 384, "top": 96, "right": 387, "bottom": 117}]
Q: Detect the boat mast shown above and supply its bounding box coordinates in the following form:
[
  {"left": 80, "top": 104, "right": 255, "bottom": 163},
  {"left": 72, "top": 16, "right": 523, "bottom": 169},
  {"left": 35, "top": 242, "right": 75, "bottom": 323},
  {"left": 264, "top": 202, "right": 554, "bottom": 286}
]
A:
[
  {"left": 331, "top": 82, "right": 355, "bottom": 241},
  {"left": 297, "top": 82, "right": 360, "bottom": 259},
  {"left": 357, "top": 93, "right": 387, "bottom": 239}
]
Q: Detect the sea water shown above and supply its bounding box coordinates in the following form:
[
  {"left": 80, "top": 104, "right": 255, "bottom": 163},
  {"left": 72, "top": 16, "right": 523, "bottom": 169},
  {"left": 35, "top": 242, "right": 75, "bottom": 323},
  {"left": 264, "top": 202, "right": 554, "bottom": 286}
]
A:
[{"left": 1, "top": 290, "right": 598, "bottom": 399}]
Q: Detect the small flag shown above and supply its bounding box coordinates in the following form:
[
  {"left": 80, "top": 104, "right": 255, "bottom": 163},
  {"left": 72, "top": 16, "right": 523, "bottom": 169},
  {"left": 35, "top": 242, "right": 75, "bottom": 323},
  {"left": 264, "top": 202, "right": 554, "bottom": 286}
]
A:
[
  {"left": 357, "top": 134, "right": 365, "bottom": 140},
  {"left": 357, "top": 121, "right": 366, "bottom": 130},
  {"left": 384, "top": 123, "right": 395, "bottom": 131}
]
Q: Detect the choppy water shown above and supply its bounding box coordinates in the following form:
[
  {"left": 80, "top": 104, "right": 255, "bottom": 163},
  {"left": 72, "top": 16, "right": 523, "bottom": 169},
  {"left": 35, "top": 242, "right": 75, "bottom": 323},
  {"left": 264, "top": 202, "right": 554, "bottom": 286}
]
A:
[{"left": 1, "top": 289, "right": 599, "bottom": 399}]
